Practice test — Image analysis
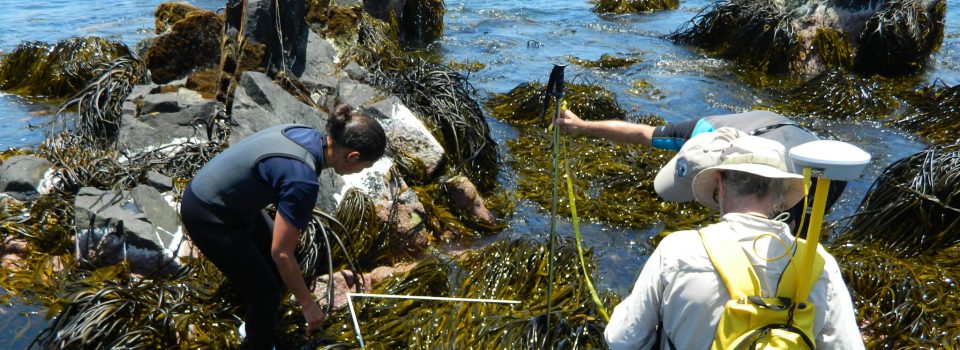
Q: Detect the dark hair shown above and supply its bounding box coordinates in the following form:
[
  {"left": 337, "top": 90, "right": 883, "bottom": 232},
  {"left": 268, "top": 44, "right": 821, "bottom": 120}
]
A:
[{"left": 328, "top": 104, "right": 387, "bottom": 162}]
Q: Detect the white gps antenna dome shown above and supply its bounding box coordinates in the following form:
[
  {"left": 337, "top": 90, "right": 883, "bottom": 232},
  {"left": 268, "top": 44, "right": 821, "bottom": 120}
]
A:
[{"left": 789, "top": 140, "right": 871, "bottom": 181}]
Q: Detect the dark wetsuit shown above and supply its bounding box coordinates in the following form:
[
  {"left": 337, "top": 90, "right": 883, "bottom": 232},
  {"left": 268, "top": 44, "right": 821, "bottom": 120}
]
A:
[
  {"left": 181, "top": 126, "right": 324, "bottom": 349},
  {"left": 651, "top": 111, "right": 846, "bottom": 238}
]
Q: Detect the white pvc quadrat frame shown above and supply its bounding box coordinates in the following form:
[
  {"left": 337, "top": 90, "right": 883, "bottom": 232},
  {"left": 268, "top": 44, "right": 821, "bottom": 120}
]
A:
[{"left": 345, "top": 292, "right": 521, "bottom": 348}]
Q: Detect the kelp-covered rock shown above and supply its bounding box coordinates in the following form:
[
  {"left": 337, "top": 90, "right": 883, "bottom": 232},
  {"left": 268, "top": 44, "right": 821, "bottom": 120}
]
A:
[
  {"left": 770, "top": 68, "right": 902, "bottom": 120},
  {"left": 671, "top": 0, "right": 947, "bottom": 77},
  {"left": 224, "top": 0, "right": 307, "bottom": 73},
  {"left": 397, "top": 0, "right": 444, "bottom": 48},
  {"left": 487, "top": 82, "right": 628, "bottom": 126},
  {"left": 892, "top": 82, "right": 960, "bottom": 145},
  {"left": 145, "top": 10, "right": 223, "bottom": 83},
  {"left": 837, "top": 144, "right": 960, "bottom": 258},
  {"left": 314, "top": 239, "right": 616, "bottom": 349},
  {"left": 118, "top": 100, "right": 221, "bottom": 151},
  {"left": 370, "top": 59, "right": 500, "bottom": 192},
  {"left": 567, "top": 53, "right": 642, "bottom": 69},
  {"left": 0, "top": 37, "right": 130, "bottom": 98},
  {"left": 833, "top": 242, "right": 960, "bottom": 347},
  {"left": 155, "top": 2, "right": 204, "bottom": 35},
  {"left": 591, "top": 0, "right": 679, "bottom": 14},
  {"left": 854, "top": 0, "right": 946, "bottom": 76}
]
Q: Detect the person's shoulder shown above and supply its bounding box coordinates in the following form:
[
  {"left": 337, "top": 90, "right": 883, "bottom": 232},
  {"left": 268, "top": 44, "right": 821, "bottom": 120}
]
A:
[{"left": 657, "top": 229, "right": 701, "bottom": 249}]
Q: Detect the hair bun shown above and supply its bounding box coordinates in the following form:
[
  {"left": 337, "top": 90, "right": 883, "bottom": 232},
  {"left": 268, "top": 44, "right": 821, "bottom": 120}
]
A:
[{"left": 335, "top": 104, "right": 354, "bottom": 120}]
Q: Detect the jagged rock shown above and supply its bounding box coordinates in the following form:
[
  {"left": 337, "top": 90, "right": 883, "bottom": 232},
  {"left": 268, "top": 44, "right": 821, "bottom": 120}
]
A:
[
  {"left": 343, "top": 61, "right": 368, "bottom": 82},
  {"left": 230, "top": 71, "right": 329, "bottom": 142},
  {"left": 145, "top": 171, "right": 174, "bottom": 192},
  {"left": 335, "top": 78, "right": 379, "bottom": 108},
  {"left": 141, "top": 92, "right": 181, "bottom": 114},
  {"left": 0, "top": 155, "right": 53, "bottom": 200},
  {"left": 177, "top": 87, "right": 207, "bottom": 106},
  {"left": 297, "top": 30, "right": 339, "bottom": 91},
  {"left": 145, "top": 10, "right": 224, "bottom": 83},
  {"left": 226, "top": 0, "right": 307, "bottom": 73},
  {"left": 336, "top": 158, "right": 426, "bottom": 234},
  {"left": 117, "top": 100, "right": 221, "bottom": 151},
  {"left": 155, "top": 2, "right": 204, "bottom": 35},
  {"left": 366, "top": 96, "right": 445, "bottom": 177},
  {"left": 74, "top": 187, "right": 184, "bottom": 274}
]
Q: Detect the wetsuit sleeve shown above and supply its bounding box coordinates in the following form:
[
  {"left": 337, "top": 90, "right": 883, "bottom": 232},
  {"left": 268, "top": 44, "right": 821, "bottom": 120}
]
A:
[
  {"left": 256, "top": 157, "right": 320, "bottom": 231},
  {"left": 650, "top": 119, "right": 700, "bottom": 151}
]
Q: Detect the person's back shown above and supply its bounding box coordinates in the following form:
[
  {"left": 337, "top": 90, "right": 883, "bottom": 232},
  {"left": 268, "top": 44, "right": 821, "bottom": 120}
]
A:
[
  {"left": 604, "top": 136, "right": 864, "bottom": 350},
  {"left": 615, "top": 214, "right": 862, "bottom": 349}
]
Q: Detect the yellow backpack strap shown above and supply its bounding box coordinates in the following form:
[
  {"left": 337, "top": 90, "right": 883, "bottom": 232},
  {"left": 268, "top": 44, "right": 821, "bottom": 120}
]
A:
[
  {"left": 777, "top": 238, "right": 826, "bottom": 302},
  {"left": 699, "top": 224, "right": 762, "bottom": 299}
]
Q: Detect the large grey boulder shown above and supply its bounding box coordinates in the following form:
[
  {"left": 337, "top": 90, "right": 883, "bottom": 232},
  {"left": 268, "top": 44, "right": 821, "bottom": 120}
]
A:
[
  {"left": 74, "top": 187, "right": 183, "bottom": 274},
  {"left": 334, "top": 78, "right": 379, "bottom": 109},
  {"left": 297, "top": 30, "right": 339, "bottom": 92},
  {"left": 0, "top": 155, "right": 53, "bottom": 200},
  {"left": 231, "top": 71, "right": 329, "bottom": 142},
  {"left": 365, "top": 97, "right": 445, "bottom": 177},
  {"left": 118, "top": 100, "right": 221, "bottom": 151}
]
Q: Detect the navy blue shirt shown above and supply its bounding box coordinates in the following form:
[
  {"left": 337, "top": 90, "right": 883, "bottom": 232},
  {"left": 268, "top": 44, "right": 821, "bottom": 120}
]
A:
[{"left": 255, "top": 127, "right": 326, "bottom": 231}]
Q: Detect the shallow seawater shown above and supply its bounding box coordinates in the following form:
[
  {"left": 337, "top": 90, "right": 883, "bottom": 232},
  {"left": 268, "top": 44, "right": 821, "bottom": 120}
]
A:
[{"left": 0, "top": 0, "right": 958, "bottom": 345}]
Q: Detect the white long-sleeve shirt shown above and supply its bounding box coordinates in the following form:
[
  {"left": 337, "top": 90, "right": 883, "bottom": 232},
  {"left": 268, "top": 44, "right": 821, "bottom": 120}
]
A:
[{"left": 604, "top": 213, "right": 865, "bottom": 350}]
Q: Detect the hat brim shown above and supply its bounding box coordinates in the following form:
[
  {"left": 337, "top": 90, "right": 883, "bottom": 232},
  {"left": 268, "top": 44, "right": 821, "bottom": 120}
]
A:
[
  {"left": 654, "top": 154, "right": 696, "bottom": 202},
  {"left": 692, "top": 163, "right": 804, "bottom": 210}
]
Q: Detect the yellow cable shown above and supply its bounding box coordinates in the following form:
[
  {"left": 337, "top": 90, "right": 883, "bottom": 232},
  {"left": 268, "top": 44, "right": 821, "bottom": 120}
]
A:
[{"left": 558, "top": 102, "right": 610, "bottom": 321}]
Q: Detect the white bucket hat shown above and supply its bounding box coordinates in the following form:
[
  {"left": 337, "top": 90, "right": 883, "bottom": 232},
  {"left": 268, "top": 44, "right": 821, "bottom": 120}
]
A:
[
  {"left": 691, "top": 135, "right": 805, "bottom": 210},
  {"left": 654, "top": 127, "right": 746, "bottom": 202}
]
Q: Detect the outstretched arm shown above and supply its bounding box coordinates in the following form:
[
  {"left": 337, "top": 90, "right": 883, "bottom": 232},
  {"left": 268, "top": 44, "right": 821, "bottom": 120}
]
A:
[
  {"left": 554, "top": 109, "right": 656, "bottom": 146},
  {"left": 271, "top": 212, "right": 326, "bottom": 335}
]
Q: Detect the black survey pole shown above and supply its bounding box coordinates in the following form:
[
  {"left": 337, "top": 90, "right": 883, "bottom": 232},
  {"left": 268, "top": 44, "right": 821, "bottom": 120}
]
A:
[{"left": 545, "top": 64, "right": 565, "bottom": 346}]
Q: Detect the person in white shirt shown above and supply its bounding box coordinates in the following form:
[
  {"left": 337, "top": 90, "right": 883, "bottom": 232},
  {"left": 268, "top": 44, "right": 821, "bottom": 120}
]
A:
[{"left": 604, "top": 135, "right": 864, "bottom": 349}]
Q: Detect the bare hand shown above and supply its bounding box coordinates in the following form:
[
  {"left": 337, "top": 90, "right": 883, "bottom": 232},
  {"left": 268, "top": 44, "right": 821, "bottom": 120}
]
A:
[
  {"left": 554, "top": 109, "right": 585, "bottom": 135},
  {"left": 303, "top": 302, "right": 326, "bottom": 337}
]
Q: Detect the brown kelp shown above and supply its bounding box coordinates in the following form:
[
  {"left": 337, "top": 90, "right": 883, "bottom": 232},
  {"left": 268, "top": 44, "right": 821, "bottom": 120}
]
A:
[
  {"left": 836, "top": 143, "right": 960, "bottom": 258},
  {"left": 770, "top": 68, "right": 903, "bottom": 120},
  {"left": 0, "top": 37, "right": 131, "bottom": 99},
  {"left": 25, "top": 259, "right": 242, "bottom": 350},
  {"left": 832, "top": 243, "right": 960, "bottom": 348},
  {"left": 567, "top": 54, "right": 641, "bottom": 69},
  {"left": 670, "top": 0, "right": 799, "bottom": 75},
  {"left": 487, "top": 81, "right": 710, "bottom": 229},
  {"left": 591, "top": 0, "right": 679, "bottom": 14},
  {"left": 508, "top": 129, "right": 713, "bottom": 230},
  {"left": 369, "top": 58, "right": 500, "bottom": 192},
  {"left": 317, "top": 238, "right": 616, "bottom": 349},
  {"left": 854, "top": 0, "right": 947, "bottom": 76},
  {"left": 49, "top": 56, "right": 147, "bottom": 144},
  {"left": 892, "top": 82, "right": 960, "bottom": 145},
  {"left": 487, "top": 81, "right": 627, "bottom": 127}
]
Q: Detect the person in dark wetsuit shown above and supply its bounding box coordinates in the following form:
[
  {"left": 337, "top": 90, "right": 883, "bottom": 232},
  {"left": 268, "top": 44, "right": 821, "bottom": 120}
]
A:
[
  {"left": 554, "top": 109, "right": 845, "bottom": 238},
  {"left": 180, "top": 104, "right": 386, "bottom": 349}
]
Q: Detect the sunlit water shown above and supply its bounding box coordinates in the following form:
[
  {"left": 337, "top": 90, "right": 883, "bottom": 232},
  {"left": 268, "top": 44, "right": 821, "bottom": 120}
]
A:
[{"left": 0, "top": 0, "right": 958, "bottom": 347}]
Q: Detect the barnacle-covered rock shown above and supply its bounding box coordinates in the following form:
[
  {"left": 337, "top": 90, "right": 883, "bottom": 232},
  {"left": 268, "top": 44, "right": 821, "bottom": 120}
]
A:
[{"left": 144, "top": 10, "right": 224, "bottom": 83}]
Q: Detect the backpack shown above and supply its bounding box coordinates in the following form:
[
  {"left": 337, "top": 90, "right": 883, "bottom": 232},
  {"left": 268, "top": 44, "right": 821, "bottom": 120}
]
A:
[{"left": 698, "top": 223, "right": 826, "bottom": 350}]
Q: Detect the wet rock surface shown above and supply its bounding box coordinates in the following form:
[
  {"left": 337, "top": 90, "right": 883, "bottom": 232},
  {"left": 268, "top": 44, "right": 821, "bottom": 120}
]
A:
[
  {"left": 0, "top": 155, "right": 52, "bottom": 200},
  {"left": 230, "top": 71, "right": 330, "bottom": 142}
]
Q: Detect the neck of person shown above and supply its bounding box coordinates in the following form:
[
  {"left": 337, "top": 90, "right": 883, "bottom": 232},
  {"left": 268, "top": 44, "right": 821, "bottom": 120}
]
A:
[
  {"left": 720, "top": 194, "right": 773, "bottom": 219},
  {"left": 323, "top": 136, "right": 336, "bottom": 169}
]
